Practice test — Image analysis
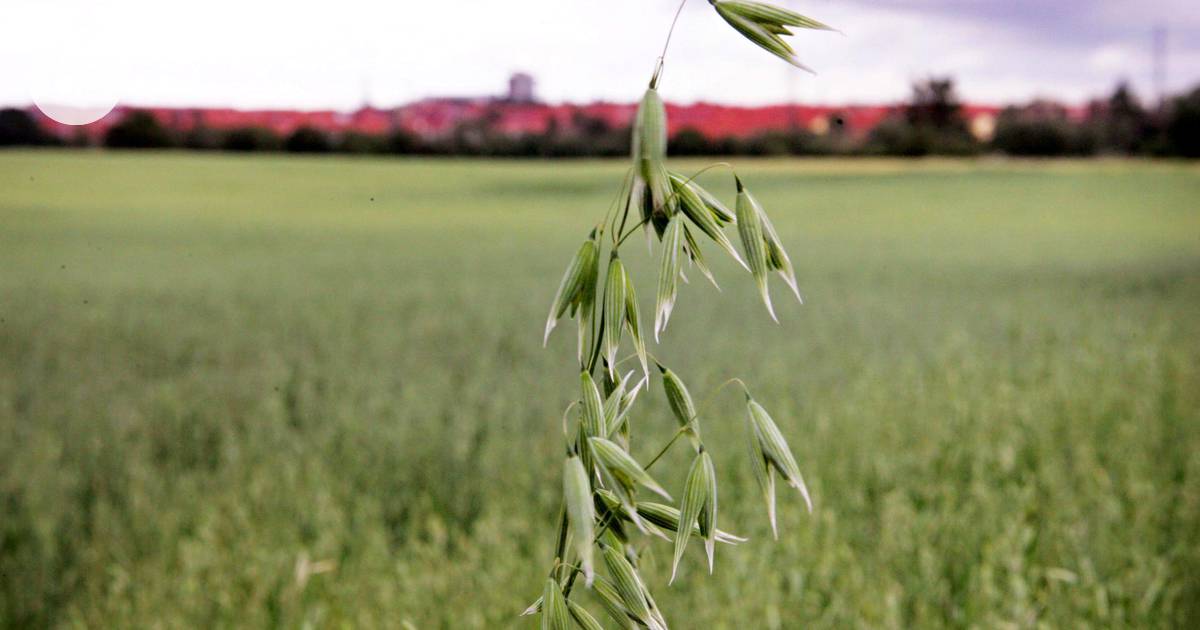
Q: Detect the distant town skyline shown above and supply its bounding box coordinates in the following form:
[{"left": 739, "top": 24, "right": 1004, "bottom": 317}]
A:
[{"left": 4, "top": 0, "right": 1198, "bottom": 114}]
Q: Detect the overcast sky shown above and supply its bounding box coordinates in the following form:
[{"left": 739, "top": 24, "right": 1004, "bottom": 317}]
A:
[{"left": 4, "top": 0, "right": 1199, "bottom": 113}]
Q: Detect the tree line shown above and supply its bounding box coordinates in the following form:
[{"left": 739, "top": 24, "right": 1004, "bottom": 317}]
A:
[{"left": 3, "top": 79, "right": 1197, "bottom": 158}]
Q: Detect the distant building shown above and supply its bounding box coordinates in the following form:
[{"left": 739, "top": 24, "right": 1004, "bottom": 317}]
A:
[
  {"left": 22, "top": 72, "right": 1027, "bottom": 146},
  {"left": 507, "top": 73, "right": 536, "bottom": 104}
]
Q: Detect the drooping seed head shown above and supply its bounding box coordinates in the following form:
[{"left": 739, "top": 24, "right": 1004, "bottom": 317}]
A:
[
  {"left": 757, "top": 207, "right": 803, "bottom": 303},
  {"left": 636, "top": 501, "right": 747, "bottom": 545},
  {"left": 641, "top": 583, "right": 670, "bottom": 630},
  {"left": 671, "top": 450, "right": 715, "bottom": 583},
  {"left": 541, "top": 578, "right": 570, "bottom": 630},
  {"left": 580, "top": 371, "right": 606, "bottom": 438},
  {"left": 566, "top": 599, "right": 606, "bottom": 630},
  {"left": 659, "top": 364, "right": 702, "bottom": 449},
  {"left": 632, "top": 88, "right": 667, "bottom": 163},
  {"left": 520, "top": 595, "right": 542, "bottom": 617},
  {"left": 719, "top": 0, "right": 836, "bottom": 32},
  {"left": 622, "top": 267, "right": 650, "bottom": 380},
  {"left": 632, "top": 88, "right": 673, "bottom": 238},
  {"left": 670, "top": 172, "right": 748, "bottom": 271},
  {"left": 601, "top": 545, "right": 657, "bottom": 629},
  {"left": 747, "top": 398, "right": 812, "bottom": 513},
  {"left": 607, "top": 373, "right": 647, "bottom": 443},
  {"left": 563, "top": 455, "right": 595, "bottom": 584},
  {"left": 602, "top": 256, "right": 628, "bottom": 378},
  {"left": 682, "top": 225, "right": 720, "bottom": 290},
  {"left": 592, "top": 576, "right": 639, "bottom": 630},
  {"left": 653, "top": 215, "right": 685, "bottom": 340},
  {"left": 745, "top": 419, "right": 778, "bottom": 538},
  {"left": 601, "top": 371, "right": 632, "bottom": 436},
  {"left": 696, "top": 448, "right": 719, "bottom": 572},
  {"left": 735, "top": 177, "right": 777, "bottom": 321},
  {"left": 544, "top": 233, "right": 599, "bottom": 347},
  {"left": 711, "top": 0, "right": 835, "bottom": 71},
  {"left": 688, "top": 177, "right": 737, "bottom": 225}
]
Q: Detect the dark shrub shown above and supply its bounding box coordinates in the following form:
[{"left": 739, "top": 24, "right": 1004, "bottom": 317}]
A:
[
  {"left": 182, "top": 126, "right": 224, "bottom": 151},
  {"left": 1089, "top": 83, "right": 1153, "bottom": 155},
  {"left": 868, "top": 78, "right": 980, "bottom": 156},
  {"left": 1165, "top": 86, "right": 1200, "bottom": 158},
  {"left": 669, "top": 127, "right": 713, "bottom": 156},
  {"left": 104, "top": 111, "right": 174, "bottom": 149},
  {"left": 387, "top": 128, "right": 421, "bottom": 154},
  {"left": 284, "top": 126, "right": 332, "bottom": 153},
  {"left": 338, "top": 132, "right": 387, "bottom": 154},
  {"left": 222, "top": 127, "right": 282, "bottom": 152},
  {"left": 993, "top": 118, "right": 1072, "bottom": 156},
  {"left": 0, "top": 108, "right": 47, "bottom": 146}
]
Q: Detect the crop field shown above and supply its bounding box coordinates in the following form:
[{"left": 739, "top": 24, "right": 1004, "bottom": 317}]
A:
[{"left": 1, "top": 151, "right": 1198, "bottom": 628}]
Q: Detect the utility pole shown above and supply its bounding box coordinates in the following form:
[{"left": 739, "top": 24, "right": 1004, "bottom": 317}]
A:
[{"left": 1152, "top": 24, "right": 1167, "bottom": 110}]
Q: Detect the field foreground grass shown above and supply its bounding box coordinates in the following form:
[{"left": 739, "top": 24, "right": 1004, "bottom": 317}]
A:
[{"left": 1, "top": 151, "right": 1198, "bottom": 628}]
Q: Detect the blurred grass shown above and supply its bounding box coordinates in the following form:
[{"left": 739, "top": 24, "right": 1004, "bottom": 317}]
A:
[{"left": 1, "top": 150, "right": 1198, "bottom": 628}]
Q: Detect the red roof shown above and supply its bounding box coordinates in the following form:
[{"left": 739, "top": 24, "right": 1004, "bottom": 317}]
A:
[{"left": 31, "top": 99, "right": 1012, "bottom": 142}]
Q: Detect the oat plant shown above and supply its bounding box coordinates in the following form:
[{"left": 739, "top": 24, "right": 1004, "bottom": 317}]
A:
[{"left": 528, "top": 1, "right": 834, "bottom": 626}]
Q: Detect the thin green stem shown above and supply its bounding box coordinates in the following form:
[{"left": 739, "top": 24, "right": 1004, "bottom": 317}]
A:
[
  {"left": 560, "top": 401, "right": 580, "bottom": 444},
  {"left": 551, "top": 504, "right": 568, "bottom": 578},
  {"left": 606, "top": 169, "right": 636, "bottom": 244},
  {"left": 614, "top": 217, "right": 651, "bottom": 249},
  {"left": 651, "top": 0, "right": 691, "bottom": 88},
  {"left": 615, "top": 188, "right": 633, "bottom": 243},
  {"left": 645, "top": 423, "right": 690, "bottom": 471},
  {"left": 586, "top": 309, "right": 605, "bottom": 375},
  {"left": 680, "top": 161, "right": 735, "bottom": 187},
  {"left": 699, "top": 378, "right": 750, "bottom": 411}
]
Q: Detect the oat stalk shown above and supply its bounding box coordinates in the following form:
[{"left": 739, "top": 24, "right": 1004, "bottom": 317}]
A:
[{"left": 532, "top": 1, "right": 834, "bottom": 625}]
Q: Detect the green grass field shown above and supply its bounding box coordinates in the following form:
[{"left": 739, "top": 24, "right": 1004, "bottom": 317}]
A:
[{"left": 1, "top": 150, "right": 1198, "bottom": 628}]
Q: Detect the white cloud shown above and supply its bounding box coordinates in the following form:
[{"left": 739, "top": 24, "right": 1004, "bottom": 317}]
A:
[{"left": 1, "top": 0, "right": 1197, "bottom": 111}]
